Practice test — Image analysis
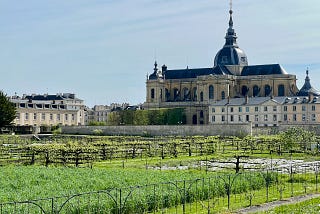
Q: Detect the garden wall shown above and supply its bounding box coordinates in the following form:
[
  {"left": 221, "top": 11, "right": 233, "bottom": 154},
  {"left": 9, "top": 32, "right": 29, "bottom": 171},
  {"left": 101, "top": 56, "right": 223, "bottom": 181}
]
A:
[{"left": 62, "top": 124, "right": 251, "bottom": 137}]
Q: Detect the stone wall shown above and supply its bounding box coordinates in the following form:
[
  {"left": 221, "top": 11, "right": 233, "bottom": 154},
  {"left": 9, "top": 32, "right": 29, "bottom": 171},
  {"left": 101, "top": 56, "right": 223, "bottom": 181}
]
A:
[{"left": 62, "top": 124, "right": 251, "bottom": 137}]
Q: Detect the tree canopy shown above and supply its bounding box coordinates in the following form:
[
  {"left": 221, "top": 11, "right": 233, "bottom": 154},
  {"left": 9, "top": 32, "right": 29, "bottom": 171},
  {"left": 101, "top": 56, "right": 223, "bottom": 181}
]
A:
[{"left": 0, "top": 91, "right": 16, "bottom": 128}]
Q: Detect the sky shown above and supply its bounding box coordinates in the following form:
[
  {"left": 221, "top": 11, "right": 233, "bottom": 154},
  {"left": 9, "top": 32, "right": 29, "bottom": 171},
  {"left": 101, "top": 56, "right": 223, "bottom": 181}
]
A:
[{"left": 0, "top": 0, "right": 320, "bottom": 107}]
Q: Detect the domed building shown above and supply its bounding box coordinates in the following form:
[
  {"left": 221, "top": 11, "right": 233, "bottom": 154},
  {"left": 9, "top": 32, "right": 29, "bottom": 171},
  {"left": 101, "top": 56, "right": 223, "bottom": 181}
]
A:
[
  {"left": 144, "top": 4, "right": 300, "bottom": 125},
  {"left": 297, "top": 70, "right": 320, "bottom": 96}
]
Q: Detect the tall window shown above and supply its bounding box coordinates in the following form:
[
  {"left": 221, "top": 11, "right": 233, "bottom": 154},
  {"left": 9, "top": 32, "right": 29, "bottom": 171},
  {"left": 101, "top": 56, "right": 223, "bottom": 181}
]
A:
[
  {"left": 278, "top": 84, "right": 285, "bottom": 96},
  {"left": 174, "top": 88, "right": 180, "bottom": 101},
  {"left": 265, "top": 85, "right": 271, "bottom": 96},
  {"left": 221, "top": 91, "right": 225, "bottom": 100},
  {"left": 151, "top": 88, "right": 155, "bottom": 99},
  {"left": 253, "top": 85, "right": 259, "bottom": 97},
  {"left": 209, "top": 85, "right": 214, "bottom": 100},
  {"left": 193, "top": 87, "right": 197, "bottom": 101},
  {"left": 242, "top": 86, "right": 248, "bottom": 96},
  {"left": 200, "top": 92, "right": 204, "bottom": 102},
  {"left": 183, "top": 88, "right": 189, "bottom": 101}
]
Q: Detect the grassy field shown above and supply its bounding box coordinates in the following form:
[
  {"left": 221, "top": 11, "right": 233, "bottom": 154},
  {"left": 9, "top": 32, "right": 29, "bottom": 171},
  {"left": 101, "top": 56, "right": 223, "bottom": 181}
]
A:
[{"left": 0, "top": 133, "right": 319, "bottom": 213}]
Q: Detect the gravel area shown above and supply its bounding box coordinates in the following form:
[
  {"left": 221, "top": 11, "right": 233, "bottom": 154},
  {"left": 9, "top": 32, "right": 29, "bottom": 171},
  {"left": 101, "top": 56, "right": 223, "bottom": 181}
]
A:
[{"left": 235, "top": 193, "right": 320, "bottom": 213}]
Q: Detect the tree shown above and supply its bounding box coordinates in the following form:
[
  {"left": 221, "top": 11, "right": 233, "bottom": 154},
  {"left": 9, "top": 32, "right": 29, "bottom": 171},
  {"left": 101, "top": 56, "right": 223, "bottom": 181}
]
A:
[{"left": 0, "top": 91, "right": 16, "bottom": 129}]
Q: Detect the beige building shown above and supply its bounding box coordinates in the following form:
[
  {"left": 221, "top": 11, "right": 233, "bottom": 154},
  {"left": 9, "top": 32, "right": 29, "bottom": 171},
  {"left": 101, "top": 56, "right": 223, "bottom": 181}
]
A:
[
  {"left": 144, "top": 5, "right": 300, "bottom": 125},
  {"left": 209, "top": 70, "right": 320, "bottom": 126},
  {"left": 10, "top": 93, "right": 85, "bottom": 127}
]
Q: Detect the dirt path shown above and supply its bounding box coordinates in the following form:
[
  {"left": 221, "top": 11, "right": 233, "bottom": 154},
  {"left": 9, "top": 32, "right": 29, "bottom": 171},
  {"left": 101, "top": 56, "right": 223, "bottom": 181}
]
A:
[{"left": 235, "top": 193, "right": 320, "bottom": 213}]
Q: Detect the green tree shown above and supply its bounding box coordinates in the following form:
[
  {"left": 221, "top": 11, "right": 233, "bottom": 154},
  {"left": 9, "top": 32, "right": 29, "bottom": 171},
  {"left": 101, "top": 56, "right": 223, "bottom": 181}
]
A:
[{"left": 0, "top": 91, "right": 16, "bottom": 128}]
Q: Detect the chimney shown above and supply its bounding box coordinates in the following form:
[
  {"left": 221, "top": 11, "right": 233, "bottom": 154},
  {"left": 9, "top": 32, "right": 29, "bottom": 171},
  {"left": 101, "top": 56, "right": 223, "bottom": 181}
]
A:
[
  {"left": 162, "top": 64, "right": 167, "bottom": 72},
  {"left": 245, "top": 95, "right": 249, "bottom": 104}
]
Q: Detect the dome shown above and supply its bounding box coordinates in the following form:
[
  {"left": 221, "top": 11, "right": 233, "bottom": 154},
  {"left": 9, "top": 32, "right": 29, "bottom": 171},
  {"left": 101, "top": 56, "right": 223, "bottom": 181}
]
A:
[
  {"left": 297, "top": 69, "right": 320, "bottom": 96},
  {"left": 214, "top": 46, "right": 248, "bottom": 66},
  {"left": 214, "top": 9, "right": 248, "bottom": 67}
]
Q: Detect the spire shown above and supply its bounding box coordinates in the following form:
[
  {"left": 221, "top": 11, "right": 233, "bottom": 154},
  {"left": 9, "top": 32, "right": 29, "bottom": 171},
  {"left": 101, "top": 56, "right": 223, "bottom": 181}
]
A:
[
  {"left": 213, "top": 0, "right": 248, "bottom": 66},
  {"left": 229, "top": 0, "right": 233, "bottom": 29},
  {"left": 153, "top": 61, "right": 158, "bottom": 73},
  {"left": 297, "top": 68, "right": 320, "bottom": 96},
  {"left": 224, "top": 0, "right": 238, "bottom": 47}
]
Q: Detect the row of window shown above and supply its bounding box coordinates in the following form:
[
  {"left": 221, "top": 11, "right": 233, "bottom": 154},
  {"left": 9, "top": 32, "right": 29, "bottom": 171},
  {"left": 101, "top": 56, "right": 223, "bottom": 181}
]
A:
[
  {"left": 151, "top": 83, "right": 286, "bottom": 101},
  {"left": 16, "top": 113, "right": 76, "bottom": 121},
  {"left": 212, "top": 105, "right": 317, "bottom": 113},
  {"left": 211, "top": 114, "right": 317, "bottom": 123}
]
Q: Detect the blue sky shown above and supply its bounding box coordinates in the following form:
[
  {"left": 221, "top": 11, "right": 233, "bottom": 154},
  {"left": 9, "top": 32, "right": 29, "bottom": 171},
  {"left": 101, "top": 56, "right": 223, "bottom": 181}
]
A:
[{"left": 1, "top": 0, "right": 319, "bottom": 107}]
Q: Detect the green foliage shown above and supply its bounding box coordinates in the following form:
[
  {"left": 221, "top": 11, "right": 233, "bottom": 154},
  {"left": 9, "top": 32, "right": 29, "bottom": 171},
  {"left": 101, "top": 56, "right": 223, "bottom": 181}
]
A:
[
  {"left": 280, "top": 127, "right": 315, "bottom": 151},
  {"left": 88, "top": 121, "right": 107, "bottom": 126},
  {"left": 107, "top": 108, "right": 186, "bottom": 125},
  {"left": 0, "top": 91, "right": 16, "bottom": 129},
  {"left": 92, "top": 129, "right": 103, "bottom": 136}
]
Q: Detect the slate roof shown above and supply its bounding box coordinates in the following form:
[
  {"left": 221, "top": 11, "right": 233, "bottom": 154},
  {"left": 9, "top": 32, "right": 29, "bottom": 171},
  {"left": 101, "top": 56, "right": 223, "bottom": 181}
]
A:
[
  {"left": 241, "top": 64, "right": 288, "bottom": 76},
  {"left": 211, "top": 96, "right": 320, "bottom": 106},
  {"left": 297, "top": 71, "right": 320, "bottom": 96},
  {"left": 149, "top": 65, "right": 233, "bottom": 80},
  {"left": 25, "top": 95, "right": 64, "bottom": 101},
  {"left": 24, "top": 93, "right": 78, "bottom": 101}
]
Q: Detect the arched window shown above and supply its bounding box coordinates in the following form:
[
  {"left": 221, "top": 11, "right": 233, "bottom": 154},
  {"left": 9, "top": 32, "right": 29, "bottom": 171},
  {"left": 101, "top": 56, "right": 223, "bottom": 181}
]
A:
[
  {"left": 278, "top": 84, "right": 285, "bottom": 96},
  {"left": 209, "top": 85, "right": 214, "bottom": 100},
  {"left": 221, "top": 91, "right": 225, "bottom": 100},
  {"left": 241, "top": 86, "right": 248, "bottom": 96},
  {"left": 183, "top": 88, "right": 189, "bottom": 101},
  {"left": 253, "top": 85, "right": 260, "bottom": 97},
  {"left": 174, "top": 88, "right": 180, "bottom": 101},
  {"left": 200, "top": 110, "right": 204, "bottom": 118},
  {"left": 193, "top": 87, "right": 197, "bottom": 101},
  {"left": 200, "top": 92, "right": 204, "bottom": 102},
  {"left": 264, "top": 85, "right": 271, "bottom": 96},
  {"left": 192, "top": 115, "right": 197, "bottom": 124},
  {"left": 165, "top": 88, "right": 170, "bottom": 101},
  {"left": 151, "top": 88, "right": 155, "bottom": 99}
]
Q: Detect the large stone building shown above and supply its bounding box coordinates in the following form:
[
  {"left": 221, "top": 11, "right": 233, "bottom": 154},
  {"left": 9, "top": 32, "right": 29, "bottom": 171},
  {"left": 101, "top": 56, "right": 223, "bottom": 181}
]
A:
[
  {"left": 144, "top": 4, "right": 303, "bottom": 125},
  {"left": 209, "top": 70, "right": 320, "bottom": 127},
  {"left": 10, "top": 93, "right": 86, "bottom": 127}
]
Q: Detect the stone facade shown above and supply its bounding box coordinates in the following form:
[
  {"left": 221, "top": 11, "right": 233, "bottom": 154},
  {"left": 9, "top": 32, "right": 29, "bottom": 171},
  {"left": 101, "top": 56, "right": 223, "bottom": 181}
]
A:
[
  {"left": 10, "top": 93, "right": 85, "bottom": 126},
  {"left": 143, "top": 5, "right": 299, "bottom": 125},
  {"left": 209, "top": 95, "right": 320, "bottom": 127}
]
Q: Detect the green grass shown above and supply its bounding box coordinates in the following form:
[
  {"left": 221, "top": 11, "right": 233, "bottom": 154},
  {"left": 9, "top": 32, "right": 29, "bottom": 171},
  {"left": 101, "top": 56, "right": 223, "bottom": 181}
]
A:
[{"left": 0, "top": 165, "right": 212, "bottom": 202}]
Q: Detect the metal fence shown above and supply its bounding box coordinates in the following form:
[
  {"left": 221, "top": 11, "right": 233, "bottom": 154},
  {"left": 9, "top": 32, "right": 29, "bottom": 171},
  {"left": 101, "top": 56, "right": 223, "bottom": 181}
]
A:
[{"left": 1, "top": 162, "right": 319, "bottom": 214}]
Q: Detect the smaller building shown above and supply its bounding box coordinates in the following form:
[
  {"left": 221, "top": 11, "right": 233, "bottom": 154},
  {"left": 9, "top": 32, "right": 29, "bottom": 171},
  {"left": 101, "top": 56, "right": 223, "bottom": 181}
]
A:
[
  {"left": 10, "top": 93, "right": 86, "bottom": 127},
  {"left": 209, "top": 95, "right": 320, "bottom": 127}
]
